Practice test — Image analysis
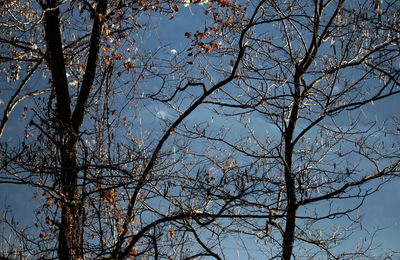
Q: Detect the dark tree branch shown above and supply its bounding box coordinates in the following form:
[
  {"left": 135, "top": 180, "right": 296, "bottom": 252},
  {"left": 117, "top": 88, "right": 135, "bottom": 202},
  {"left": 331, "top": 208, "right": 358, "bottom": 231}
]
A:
[
  {"left": 71, "top": 0, "right": 108, "bottom": 131},
  {"left": 0, "top": 60, "right": 43, "bottom": 138}
]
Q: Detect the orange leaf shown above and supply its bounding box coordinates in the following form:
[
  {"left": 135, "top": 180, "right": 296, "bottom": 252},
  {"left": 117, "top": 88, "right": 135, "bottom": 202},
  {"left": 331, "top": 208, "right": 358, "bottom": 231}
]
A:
[
  {"left": 113, "top": 54, "right": 123, "bottom": 60},
  {"left": 44, "top": 197, "right": 52, "bottom": 208},
  {"left": 69, "top": 79, "right": 79, "bottom": 87},
  {"left": 168, "top": 230, "right": 175, "bottom": 239},
  {"left": 216, "top": 0, "right": 231, "bottom": 5},
  {"left": 45, "top": 216, "right": 51, "bottom": 225},
  {"left": 123, "top": 62, "right": 134, "bottom": 69},
  {"left": 119, "top": 227, "right": 126, "bottom": 234},
  {"left": 104, "top": 24, "right": 111, "bottom": 35},
  {"left": 103, "top": 57, "right": 111, "bottom": 65},
  {"left": 130, "top": 248, "right": 138, "bottom": 255},
  {"left": 39, "top": 231, "right": 46, "bottom": 238},
  {"left": 228, "top": 159, "right": 237, "bottom": 168}
]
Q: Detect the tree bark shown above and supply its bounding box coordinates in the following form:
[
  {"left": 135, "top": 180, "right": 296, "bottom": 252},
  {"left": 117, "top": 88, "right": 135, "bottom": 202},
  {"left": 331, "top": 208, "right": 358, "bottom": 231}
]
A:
[
  {"left": 281, "top": 67, "right": 303, "bottom": 260},
  {"left": 281, "top": 125, "right": 298, "bottom": 260},
  {"left": 43, "top": 6, "right": 82, "bottom": 260},
  {"left": 43, "top": 1, "right": 107, "bottom": 259}
]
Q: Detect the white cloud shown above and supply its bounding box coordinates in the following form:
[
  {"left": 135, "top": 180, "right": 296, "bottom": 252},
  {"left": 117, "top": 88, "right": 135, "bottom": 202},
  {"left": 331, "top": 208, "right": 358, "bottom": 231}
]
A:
[{"left": 156, "top": 110, "right": 169, "bottom": 120}]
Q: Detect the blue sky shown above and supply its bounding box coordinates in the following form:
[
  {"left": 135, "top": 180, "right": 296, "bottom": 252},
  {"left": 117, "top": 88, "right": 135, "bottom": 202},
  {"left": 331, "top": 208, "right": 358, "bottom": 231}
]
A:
[{"left": 1, "top": 0, "right": 400, "bottom": 259}]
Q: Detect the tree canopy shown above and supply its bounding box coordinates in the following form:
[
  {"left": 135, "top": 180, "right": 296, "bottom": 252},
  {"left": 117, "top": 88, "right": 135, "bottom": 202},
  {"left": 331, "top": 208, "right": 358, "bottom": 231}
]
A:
[{"left": 1, "top": 0, "right": 399, "bottom": 259}]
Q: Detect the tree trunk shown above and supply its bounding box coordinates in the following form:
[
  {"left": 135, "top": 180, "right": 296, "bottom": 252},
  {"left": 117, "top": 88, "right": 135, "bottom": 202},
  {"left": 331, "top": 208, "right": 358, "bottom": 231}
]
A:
[
  {"left": 281, "top": 70, "right": 303, "bottom": 260},
  {"left": 281, "top": 143, "right": 297, "bottom": 260},
  {"left": 43, "top": 0, "right": 107, "bottom": 258},
  {"left": 58, "top": 137, "right": 82, "bottom": 260},
  {"left": 43, "top": 6, "right": 83, "bottom": 260}
]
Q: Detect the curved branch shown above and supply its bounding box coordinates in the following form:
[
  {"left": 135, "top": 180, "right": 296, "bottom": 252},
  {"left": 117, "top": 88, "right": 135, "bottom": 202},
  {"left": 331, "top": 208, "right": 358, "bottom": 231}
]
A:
[
  {"left": 0, "top": 60, "right": 43, "bottom": 138},
  {"left": 112, "top": 2, "right": 268, "bottom": 258},
  {"left": 71, "top": 0, "right": 108, "bottom": 131},
  {"left": 298, "top": 161, "right": 400, "bottom": 206}
]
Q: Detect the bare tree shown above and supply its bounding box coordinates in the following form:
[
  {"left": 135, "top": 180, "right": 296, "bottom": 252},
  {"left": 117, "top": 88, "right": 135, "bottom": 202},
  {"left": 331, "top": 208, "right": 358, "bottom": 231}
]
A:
[
  {"left": 1, "top": 0, "right": 400, "bottom": 260},
  {"left": 0, "top": 0, "right": 267, "bottom": 259},
  {"left": 164, "top": 0, "right": 400, "bottom": 258}
]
